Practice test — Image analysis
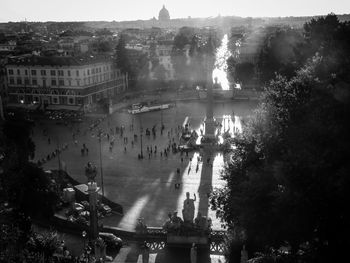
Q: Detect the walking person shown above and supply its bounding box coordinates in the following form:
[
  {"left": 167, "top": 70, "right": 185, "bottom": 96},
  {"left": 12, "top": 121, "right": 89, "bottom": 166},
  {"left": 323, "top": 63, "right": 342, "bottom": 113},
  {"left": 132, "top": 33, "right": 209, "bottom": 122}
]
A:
[
  {"left": 142, "top": 241, "right": 150, "bottom": 263},
  {"left": 190, "top": 243, "right": 197, "bottom": 263}
]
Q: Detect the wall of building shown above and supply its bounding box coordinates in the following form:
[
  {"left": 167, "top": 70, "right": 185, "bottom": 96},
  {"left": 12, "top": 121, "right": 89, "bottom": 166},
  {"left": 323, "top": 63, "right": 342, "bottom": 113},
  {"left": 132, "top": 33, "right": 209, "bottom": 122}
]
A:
[{"left": 5, "top": 58, "right": 127, "bottom": 109}]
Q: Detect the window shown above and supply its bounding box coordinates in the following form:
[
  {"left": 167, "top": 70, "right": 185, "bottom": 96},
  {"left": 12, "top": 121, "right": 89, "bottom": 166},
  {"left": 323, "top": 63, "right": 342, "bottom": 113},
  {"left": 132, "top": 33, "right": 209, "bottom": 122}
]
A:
[
  {"left": 8, "top": 69, "right": 14, "bottom": 75},
  {"left": 58, "top": 79, "right": 64, "bottom": 86},
  {"left": 92, "top": 68, "right": 95, "bottom": 74},
  {"left": 41, "top": 70, "right": 46, "bottom": 76},
  {"left": 50, "top": 70, "right": 56, "bottom": 76},
  {"left": 17, "top": 78, "right": 22, "bottom": 85},
  {"left": 24, "top": 78, "right": 29, "bottom": 85},
  {"left": 77, "top": 80, "right": 80, "bottom": 86},
  {"left": 9, "top": 78, "right": 14, "bottom": 84},
  {"left": 67, "top": 70, "right": 71, "bottom": 77},
  {"left": 87, "top": 69, "right": 90, "bottom": 75},
  {"left": 32, "top": 79, "right": 37, "bottom": 85},
  {"left": 68, "top": 97, "right": 75, "bottom": 105},
  {"left": 17, "top": 69, "right": 20, "bottom": 75},
  {"left": 31, "top": 70, "right": 36, "bottom": 75},
  {"left": 76, "top": 70, "right": 79, "bottom": 76},
  {"left": 68, "top": 80, "right": 72, "bottom": 86},
  {"left": 43, "top": 79, "right": 47, "bottom": 87},
  {"left": 58, "top": 70, "right": 64, "bottom": 76},
  {"left": 51, "top": 79, "right": 57, "bottom": 86},
  {"left": 25, "top": 70, "right": 28, "bottom": 75},
  {"left": 52, "top": 97, "right": 59, "bottom": 104}
]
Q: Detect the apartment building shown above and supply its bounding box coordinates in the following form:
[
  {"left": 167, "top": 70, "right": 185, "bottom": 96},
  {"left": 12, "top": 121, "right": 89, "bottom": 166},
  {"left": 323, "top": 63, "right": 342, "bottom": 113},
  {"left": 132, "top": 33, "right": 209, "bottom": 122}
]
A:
[{"left": 6, "top": 54, "right": 128, "bottom": 111}]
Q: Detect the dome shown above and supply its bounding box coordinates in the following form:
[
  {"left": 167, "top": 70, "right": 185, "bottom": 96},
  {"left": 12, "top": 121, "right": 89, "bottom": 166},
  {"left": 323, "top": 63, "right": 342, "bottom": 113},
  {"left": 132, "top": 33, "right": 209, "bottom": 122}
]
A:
[{"left": 158, "top": 5, "right": 170, "bottom": 21}]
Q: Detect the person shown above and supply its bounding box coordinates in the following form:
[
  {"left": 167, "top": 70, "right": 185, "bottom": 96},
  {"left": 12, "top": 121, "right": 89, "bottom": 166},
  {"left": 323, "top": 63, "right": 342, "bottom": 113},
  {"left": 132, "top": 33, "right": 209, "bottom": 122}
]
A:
[
  {"left": 172, "top": 211, "right": 183, "bottom": 231},
  {"left": 136, "top": 218, "right": 147, "bottom": 234},
  {"left": 162, "top": 212, "right": 174, "bottom": 231},
  {"left": 142, "top": 241, "right": 150, "bottom": 263},
  {"left": 190, "top": 243, "right": 197, "bottom": 263},
  {"left": 182, "top": 192, "right": 196, "bottom": 223}
]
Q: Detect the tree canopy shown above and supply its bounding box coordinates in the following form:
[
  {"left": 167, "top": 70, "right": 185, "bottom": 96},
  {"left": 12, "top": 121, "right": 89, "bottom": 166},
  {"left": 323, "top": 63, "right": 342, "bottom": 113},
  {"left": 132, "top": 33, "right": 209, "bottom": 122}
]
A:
[{"left": 211, "top": 14, "right": 350, "bottom": 262}]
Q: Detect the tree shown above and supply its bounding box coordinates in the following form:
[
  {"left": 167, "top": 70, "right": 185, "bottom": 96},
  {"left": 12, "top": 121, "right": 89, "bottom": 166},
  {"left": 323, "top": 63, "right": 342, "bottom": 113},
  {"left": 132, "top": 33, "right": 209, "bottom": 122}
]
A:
[
  {"left": 93, "top": 40, "right": 113, "bottom": 53},
  {"left": 0, "top": 116, "right": 59, "bottom": 256},
  {"left": 234, "top": 62, "right": 255, "bottom": 85},
  {"left": 212, "top": 52, "right": 350, "bottom": 262},
  {"left": 115, "top": 34, "right": 131, "bottom": 74},
  {"left": 257, "top": 27, "right": 305, "bottom": 84},
  {"left": 153, "top": 64, "right": 167, "bottom": 82}
]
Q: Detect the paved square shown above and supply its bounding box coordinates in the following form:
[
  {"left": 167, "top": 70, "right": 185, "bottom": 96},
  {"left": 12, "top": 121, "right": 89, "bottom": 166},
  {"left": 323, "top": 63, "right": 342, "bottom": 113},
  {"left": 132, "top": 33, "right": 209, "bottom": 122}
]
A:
[{"left": 33, "top": 101, "right": 256, "bottom": 231}]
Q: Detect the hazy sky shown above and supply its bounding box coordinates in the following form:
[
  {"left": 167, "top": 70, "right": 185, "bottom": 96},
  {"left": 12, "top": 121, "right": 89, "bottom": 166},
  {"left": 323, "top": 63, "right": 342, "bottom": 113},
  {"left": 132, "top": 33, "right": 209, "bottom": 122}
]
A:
[{"left": 1, "top": 0, "right": 350, "bottom": 22}]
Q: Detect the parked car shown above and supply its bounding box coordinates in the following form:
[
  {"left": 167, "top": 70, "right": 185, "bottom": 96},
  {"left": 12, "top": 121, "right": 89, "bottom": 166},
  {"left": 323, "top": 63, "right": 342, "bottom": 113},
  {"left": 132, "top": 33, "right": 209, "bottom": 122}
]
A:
[
  {"left": 98, "top": 203, "right": 112, "bottom": 215},
  {"left": 98, "top": 232, "right": 123, "bottom": 250}
]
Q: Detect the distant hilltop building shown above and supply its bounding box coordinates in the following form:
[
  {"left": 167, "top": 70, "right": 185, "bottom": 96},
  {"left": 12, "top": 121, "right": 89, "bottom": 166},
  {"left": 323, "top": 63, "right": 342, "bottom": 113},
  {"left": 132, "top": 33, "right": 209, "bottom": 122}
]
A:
[{"left": 158, "top": 5, "right": 170, "bottom": 21}]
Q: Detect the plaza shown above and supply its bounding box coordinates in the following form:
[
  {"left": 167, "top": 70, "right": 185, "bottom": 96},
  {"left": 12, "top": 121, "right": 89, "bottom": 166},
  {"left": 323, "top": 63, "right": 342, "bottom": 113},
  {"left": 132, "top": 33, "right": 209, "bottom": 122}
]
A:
[{"left": 33, "top": 100, "right": 257, "bottom": 232}]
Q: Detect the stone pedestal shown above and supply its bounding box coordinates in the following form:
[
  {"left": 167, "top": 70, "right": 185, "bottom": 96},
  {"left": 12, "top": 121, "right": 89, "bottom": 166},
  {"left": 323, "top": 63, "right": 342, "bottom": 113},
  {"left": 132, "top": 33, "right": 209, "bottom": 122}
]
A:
[{"left": 87, "top": 182, "right": 100, "bottom": 240}]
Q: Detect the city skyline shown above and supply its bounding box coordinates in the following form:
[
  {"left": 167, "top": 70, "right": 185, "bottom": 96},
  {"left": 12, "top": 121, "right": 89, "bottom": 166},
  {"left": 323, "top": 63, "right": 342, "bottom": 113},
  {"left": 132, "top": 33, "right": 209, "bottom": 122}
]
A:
[{"left": 1, "top": 0, "right": 350, "bottom": 23}]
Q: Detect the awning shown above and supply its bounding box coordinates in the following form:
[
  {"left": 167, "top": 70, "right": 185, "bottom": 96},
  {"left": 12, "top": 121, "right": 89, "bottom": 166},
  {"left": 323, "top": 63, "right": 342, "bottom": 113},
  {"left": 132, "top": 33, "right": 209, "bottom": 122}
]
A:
[{"left": 45, "top": 105, "right": 82, "bottom": 111}]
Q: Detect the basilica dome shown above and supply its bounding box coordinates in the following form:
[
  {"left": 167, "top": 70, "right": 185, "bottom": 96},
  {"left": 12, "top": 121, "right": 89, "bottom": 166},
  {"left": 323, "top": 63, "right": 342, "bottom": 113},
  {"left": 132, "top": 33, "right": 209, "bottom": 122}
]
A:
[{"left": 158, "top": 5, "right": 170, "bottom": 21}]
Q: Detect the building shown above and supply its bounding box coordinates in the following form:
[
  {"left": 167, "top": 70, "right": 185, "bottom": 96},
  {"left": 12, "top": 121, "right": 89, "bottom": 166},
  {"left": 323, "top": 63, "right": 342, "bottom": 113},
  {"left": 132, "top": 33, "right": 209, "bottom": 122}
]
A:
[
  {"left": 156, "top": 40, "right": 174, "bottom": 80},
  {"left": 5, "top": 55, "right": 128, "bottom": 111},
  {"left": 158, "top": 5, "right": 170, "bottom": 21}
]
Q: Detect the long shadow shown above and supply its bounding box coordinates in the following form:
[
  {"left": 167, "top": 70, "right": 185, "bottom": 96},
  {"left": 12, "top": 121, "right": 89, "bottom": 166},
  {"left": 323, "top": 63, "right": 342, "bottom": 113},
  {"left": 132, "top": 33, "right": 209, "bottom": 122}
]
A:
[
  {"left": 197, "top": 147, "right": 214, "bottom": 218},
  {"left": 155, "top": 246, "right": 211, "bottom": 263}
]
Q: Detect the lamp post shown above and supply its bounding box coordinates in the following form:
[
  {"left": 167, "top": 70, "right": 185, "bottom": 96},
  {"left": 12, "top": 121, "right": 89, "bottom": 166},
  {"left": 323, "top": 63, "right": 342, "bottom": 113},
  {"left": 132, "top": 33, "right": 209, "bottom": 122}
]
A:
[
  {"left": 56, "top": 136, "right": 61, "bottom": 172},
  {"left": 139, "top": 117, "right": 143, "bottom": 159},
  {"left": 82, "top": 230, "right": 87, "bottom": 251},
  {"left": 159, "top": 89, "right": 163, "bottom": 134},
  {"left": 97, "top": 129, "right": 105, "bottom": 198},
  {"left": 140, "top": 126, "right": 144, "bottom": 159}
]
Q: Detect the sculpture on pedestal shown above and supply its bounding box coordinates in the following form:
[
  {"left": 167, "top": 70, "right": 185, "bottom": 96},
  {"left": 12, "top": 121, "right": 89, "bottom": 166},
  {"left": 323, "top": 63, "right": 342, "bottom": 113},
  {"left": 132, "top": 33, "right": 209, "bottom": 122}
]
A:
[
  {"left": 182, "top": 192, "right": 196, "bottom": 223},
  {"left": 85, "top": 162, "right": 97, "bottom": 182}
]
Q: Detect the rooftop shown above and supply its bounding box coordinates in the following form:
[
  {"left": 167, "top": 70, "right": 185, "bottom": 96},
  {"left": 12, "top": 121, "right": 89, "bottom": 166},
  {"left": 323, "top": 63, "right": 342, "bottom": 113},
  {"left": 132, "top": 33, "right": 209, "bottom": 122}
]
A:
[{"left": 6, "top": 54, "right": 114, "bottom": 67}]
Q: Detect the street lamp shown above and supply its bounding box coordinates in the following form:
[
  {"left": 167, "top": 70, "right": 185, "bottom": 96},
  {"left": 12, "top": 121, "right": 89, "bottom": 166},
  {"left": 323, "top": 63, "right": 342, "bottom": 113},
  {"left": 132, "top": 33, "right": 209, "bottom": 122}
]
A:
[
  {"left": 56, "top": 136, "right": 61, "bottom": 172},
  {"left": 97, "top": 129, "right": 105, "bottom": 197},
  {"left": 159, "top": 89, "right": 163, "bottom": 134},
  {"left": 140, "top": 126, "right": 144, "bottom": 159},
  {"left": 82, "top": 230, "right": 87, "bottom": 250}
]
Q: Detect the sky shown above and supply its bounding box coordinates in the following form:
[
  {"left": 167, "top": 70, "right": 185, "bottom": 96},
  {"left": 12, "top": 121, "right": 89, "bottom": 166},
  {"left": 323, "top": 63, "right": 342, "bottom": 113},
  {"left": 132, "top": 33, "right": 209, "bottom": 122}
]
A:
[{"left": 1, "top": 0, "right": 350, "bottom": 22}]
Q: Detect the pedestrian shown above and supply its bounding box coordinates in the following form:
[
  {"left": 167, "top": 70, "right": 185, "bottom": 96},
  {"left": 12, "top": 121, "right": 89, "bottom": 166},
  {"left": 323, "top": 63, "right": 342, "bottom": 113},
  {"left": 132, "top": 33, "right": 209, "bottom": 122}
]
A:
[
  {"left": 132, "top": 141, "right": 134, "bottom": 147},
  {"left": 86, "top": 148, "right": 89, "bottom": 155},
  {"left": 190, "top": 243, "right": 197, "bottom": 263},
  {"left": 181, "top": 157, "right": 184, "bottom": 163},
  {"left": 188, "top": 166, "right": 191, "bottom": 174},
  {"left": 196, "top": 164, "right": 199, "bottom": 173}
]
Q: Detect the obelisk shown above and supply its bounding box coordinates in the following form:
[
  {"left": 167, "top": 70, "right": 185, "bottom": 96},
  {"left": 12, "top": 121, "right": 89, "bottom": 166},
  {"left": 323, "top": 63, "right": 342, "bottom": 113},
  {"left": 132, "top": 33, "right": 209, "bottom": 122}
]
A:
[{"left": 204, "top": 38, "right": 216, "bottom": 140}]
